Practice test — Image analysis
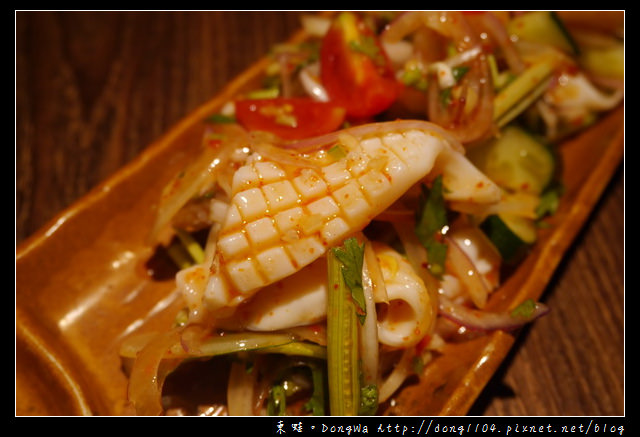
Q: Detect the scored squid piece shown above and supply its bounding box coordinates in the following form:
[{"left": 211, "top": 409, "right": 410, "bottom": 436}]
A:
[
  {"left": 218, "top": 241, "right": 434, "bottom": 349},
  {"left": 184, "top": 120, "right": 501, "bottom": 320}
]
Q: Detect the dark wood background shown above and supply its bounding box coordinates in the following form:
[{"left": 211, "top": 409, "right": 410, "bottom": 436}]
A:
[{"left": 15, "top": 11, "right": 624, "bottom": 416}]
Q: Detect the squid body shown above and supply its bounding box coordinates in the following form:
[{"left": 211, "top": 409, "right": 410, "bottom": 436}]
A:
[{"left": 177, "top": 120, "right": 502, "bottom": 339}]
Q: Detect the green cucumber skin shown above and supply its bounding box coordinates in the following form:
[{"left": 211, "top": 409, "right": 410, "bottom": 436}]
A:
[
  {"left": 549, "top": 11, "right": 580, "bottom": 55},
  {"left": 509, "top": 11, "right": 579, "bottom": 55},
  {"left": 468, "top": 125, "right": 556, "bottom": 196},
  {"left": 481, "top": 215, "right": 529, "bottom": 263}
]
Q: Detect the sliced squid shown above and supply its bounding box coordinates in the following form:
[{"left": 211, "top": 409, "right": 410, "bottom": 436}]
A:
[
  {"left": 220, "top": 257, "right": 329, "bottom": 331},
  {"left": 374, "top": 242, "right": 434, "bottom": 348},
  {"left": 181, "top": 120, "right": 501, "bottom": 321},
  {"left": 216, "top": 241, "right": 432, "bottom": 350}
]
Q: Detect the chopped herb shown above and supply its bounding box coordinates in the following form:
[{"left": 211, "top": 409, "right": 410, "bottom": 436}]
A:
[
  {"left": 246, "top": 87, "right": 280, "bottom": 99},
  {"left": 511, "top": 299, "right": 537, "bottom": 319},
  {"left": 401, "top": 66, "right": 428, "bottom": 91},
  {"left": 258, "top": 102, "right": 298, "bottom": 127},
  {"left": 536, "top": 183, "right": 565, "bottom": 218},
  {"left": 536, "top": 220, "right": 552, "bottom": 229},
  {"left": 173, "top": 307, "right": 189, "bottom": 327},
  {"left": 204, "top": 132, "right": 227, "bottom": 143},
  {"left": 440, "top": 87, "right": 453, "bottom": 108},
  {"left": 275, "top": 113, "right": 298, "bottom": 127},
  {"left": 328, "top": 144, "right": 347, "bottom": 161},
  {"left": 206, "top": 113, "right": 236, "bottom": 124},
  {"left": 415, "top": 175, "right": 449, "bottom": 278},
  {"left": 304, "top": 361, "right": 327, "bottom": 416},
  {"left": 332, "top": 238, "right": 367, "bottom": 324},
  {"left": 426, "top": 242, "right": 447, "bottom": 277},
  {"left": 412, "top": 354, "right": 424, "bottom": 374},
  {"left": 452, "top": 65, "right": 470, "bottom": 82},
  {"left": 262, "top": 73, "right": 282, "bottom": 91},
  {"left": 267, "top": 384, "right": 287, "bottom": 416},
  {"left": 349, "top": 35, "right": 384, "bottom": 66},
  {"left": 358, "top": 384, "right": 378, "bottom": 416}
]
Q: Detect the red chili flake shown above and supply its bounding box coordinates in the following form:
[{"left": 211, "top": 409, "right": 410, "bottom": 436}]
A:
[{"left": 206, "top": 139, "right": 222, "bottom": 149}]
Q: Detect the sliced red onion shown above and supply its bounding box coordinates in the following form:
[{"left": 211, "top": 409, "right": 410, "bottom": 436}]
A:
[
  {"left": 299, "top": 63, "right": 329, "bottom": 102},
  {"left": 179, "top": 324, "right": 209, "bottom": 355},
  {"left": 382, "top": 11, "right": 496, "bottom": 144},
  {"left": 438, "top": 296, "right": 550, "bottom": 332},
  {"left": 480, "top": 11, "right": 526, "bottom": 74},
  {"left": 443, "top": 234, "right": 490, "bottom": 309},
  {"left": 127, "top": 328, "right": 184, "bottom": 415},
  {"left": 427, "top": 53, "right": 495, "bottom": 144},
  {"left": 380, "top": 11, "right": 426, "bottom": 44}
]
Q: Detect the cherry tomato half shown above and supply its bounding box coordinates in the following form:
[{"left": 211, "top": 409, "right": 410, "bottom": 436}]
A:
[
  {"left": 320, "top": 12, "right": 402, "bottom": 119},
  {"left": 234, "top": 97, "right": 346, "bottom": 141}
]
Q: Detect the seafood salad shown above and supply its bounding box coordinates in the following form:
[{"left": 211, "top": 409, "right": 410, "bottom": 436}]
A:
[{"left": 119, "top": 11, "right": 624, "bottom": 416}]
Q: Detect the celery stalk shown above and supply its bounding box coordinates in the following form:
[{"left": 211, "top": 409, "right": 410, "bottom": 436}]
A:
[
  {"left": 166, "top": 242, "right": 193, "bottom": 269},
  {"left": 120, "top": 331, "right": 304, "bottom": 359},
  {"left": 261, "top": 342, "right": 327, "bottom": 360},
  {"left": 174, "top": 227, "right": 205, "bottom": 264},
  {"left": 326, "top": 248, "right": 360, "bottom": 416},
  {"left": 493, "top": 55, "right": 560, "bottom": 126},
  {"left": 496, "top": 77, "right": 552, "bottom": 128}
]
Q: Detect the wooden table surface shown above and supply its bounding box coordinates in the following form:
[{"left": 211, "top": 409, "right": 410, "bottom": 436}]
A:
[{"left": 15, "top": 11, "right": 624, "bottom": 417}]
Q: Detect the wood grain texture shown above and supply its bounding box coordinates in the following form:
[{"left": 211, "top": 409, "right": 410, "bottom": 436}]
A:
[{"left": 15, "top": 11, "right": 624, "bottom": 416}]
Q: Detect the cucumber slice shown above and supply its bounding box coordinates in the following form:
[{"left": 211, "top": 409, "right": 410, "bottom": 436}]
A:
[
  {"left": 467, "top": 125, "right": 556, "bottom": 195},
  {"left": 508, "top": 11, "right": 579, "bottom": 55},
  {"left": 481, "top": 214, "right": 537, "bottom": 262},
  {"left": 580, "top": 43, "right": 624, "bottom": 79},
  {"left": 498, "top": 213, "right": 537, "bottom": 244}
]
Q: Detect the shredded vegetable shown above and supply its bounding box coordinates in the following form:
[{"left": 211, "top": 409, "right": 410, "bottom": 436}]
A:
[{"left": 120, "top": 10, "right": 623, "bottom": 416}]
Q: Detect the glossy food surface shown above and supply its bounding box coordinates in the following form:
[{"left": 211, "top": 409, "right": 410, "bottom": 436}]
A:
[{"left": 16, "top": 11, "right": 624, "bottom": 416}]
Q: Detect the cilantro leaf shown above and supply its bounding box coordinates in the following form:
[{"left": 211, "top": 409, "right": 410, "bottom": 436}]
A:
[
  {"left": 267, "top": 384, "right": 287, "bottom": 416},
  {"left": 536, "top": 183, "right": 565, "bottom": 219},
  {"left": 452, "top": 65, "right": 470, "bottom": 82},
  {"left": 303, "top": 362, "right": 326, "bottom": 416},
  {"left": 510, "top": 299, "right": 538, "bottom": 319},
  {"left": 332, "top": 238, "right": 367, "bottom": 324},
  {"left": 415, "top": 175, "right": 449, "bottom": 278},
  {"left": 358, "top": 384, "right": 378, "bottom": 416}
]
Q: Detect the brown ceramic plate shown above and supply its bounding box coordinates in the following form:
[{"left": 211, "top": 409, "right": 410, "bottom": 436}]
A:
[{"left": 15, "top": 20, "right": 624, "bottom": 416}]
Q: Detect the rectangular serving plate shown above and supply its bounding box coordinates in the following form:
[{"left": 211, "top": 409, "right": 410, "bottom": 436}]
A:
[{"left": 15, "top": 20, "right": 624, "bottom": 416}]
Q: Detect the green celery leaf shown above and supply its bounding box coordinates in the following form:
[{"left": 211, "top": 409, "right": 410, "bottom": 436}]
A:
[
  {"left": 415, "top": 175, "right": 448, "bottom": 278},
  {"left": 332, "top": 238, "right": 367, "bottom": 324}
]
